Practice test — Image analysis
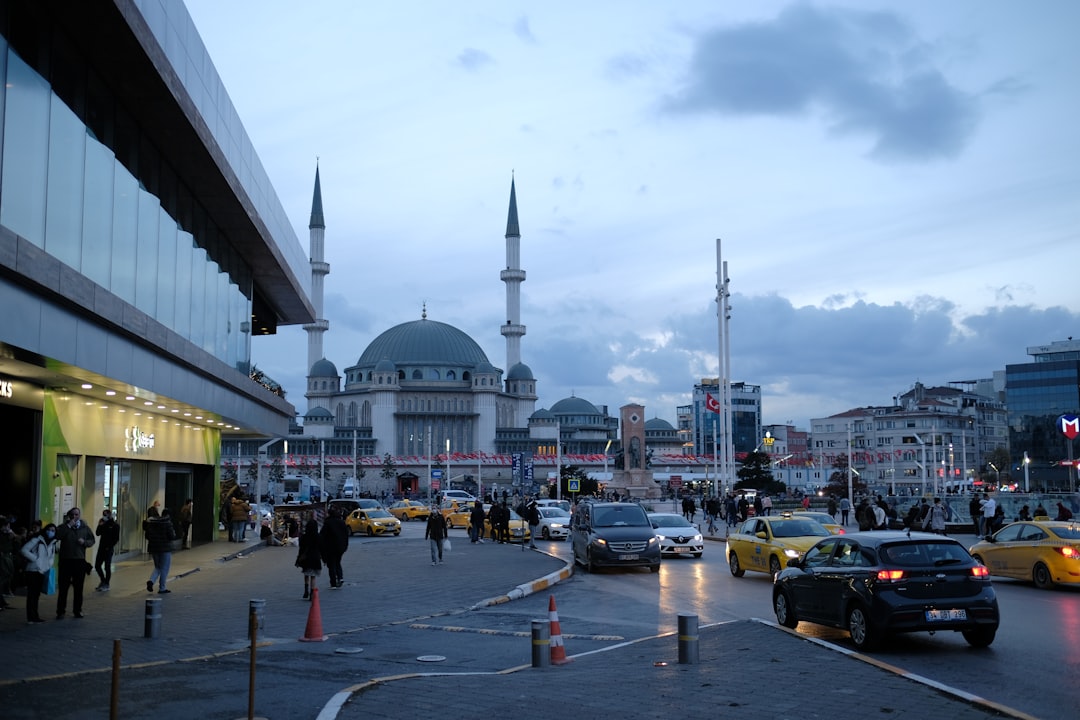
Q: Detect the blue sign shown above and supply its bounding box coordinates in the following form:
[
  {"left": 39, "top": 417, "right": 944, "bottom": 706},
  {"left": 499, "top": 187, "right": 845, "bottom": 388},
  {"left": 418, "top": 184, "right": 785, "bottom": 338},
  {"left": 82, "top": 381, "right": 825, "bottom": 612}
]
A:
[
  {"left": 568, "top": 478, "right": 580, "bottom": 492},
  {"left": 431, "top": 469, "right": 443, "bottom": 479}
]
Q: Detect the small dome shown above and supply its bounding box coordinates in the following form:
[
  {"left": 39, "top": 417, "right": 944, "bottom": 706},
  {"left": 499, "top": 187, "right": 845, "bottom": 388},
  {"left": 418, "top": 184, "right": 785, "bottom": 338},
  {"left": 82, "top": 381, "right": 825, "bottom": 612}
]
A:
[
  {"left": 550, "top": 396, "right": 601, "bottom": 416},
  {"left": 309, "top": 358, "right": 338, "bottom": 377},
  {"left": 506, "top": 362, "right": 534, "bottom": 380},
  {"left": 375, "top": 357, "right": 396, "bottom": 372},
  {"left": 305, "top": 406, "right": 333, "bottom": 419},
  {"left": 645, "top": 417, "right": 675, "bottom": 431},
  {"left": 530, "top": 408, "right": 555, "bottom": 421}
]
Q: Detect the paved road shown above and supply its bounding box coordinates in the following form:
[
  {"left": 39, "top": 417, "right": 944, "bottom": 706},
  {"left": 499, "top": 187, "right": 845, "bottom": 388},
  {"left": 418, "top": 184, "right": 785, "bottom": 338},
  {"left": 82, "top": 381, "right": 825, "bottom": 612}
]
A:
[{"left": 0, "top": 531, "right": 1033, "bottom": 720}]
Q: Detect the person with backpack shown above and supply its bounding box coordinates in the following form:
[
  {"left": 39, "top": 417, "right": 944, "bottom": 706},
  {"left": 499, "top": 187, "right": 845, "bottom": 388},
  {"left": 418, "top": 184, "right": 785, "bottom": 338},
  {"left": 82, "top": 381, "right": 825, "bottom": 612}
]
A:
[{"left": 922, "top": 497, "right": 947, "bottom": 535}]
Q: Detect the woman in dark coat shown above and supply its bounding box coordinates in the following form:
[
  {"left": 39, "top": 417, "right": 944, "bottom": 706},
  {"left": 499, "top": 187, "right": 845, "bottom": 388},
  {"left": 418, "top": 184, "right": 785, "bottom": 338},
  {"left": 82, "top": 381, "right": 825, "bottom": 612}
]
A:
[
  {"left": 319, "top": 509, "right": 349, "bottom": 589},
  {"left": 295, "top": 519, "right": 322, "bottom": 599}
]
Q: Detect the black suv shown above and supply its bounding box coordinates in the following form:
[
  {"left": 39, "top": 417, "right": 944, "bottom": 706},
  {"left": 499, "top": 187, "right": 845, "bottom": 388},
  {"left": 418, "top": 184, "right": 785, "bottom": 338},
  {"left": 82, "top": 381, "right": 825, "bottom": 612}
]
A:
[{"left": 571, "top": 501, "right": 661, "bottom": 572}]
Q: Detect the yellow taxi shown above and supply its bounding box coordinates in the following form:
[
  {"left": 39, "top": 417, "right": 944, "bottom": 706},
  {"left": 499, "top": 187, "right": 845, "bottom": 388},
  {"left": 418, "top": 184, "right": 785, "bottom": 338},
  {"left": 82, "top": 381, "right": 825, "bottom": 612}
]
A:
[
  {"left": 345, "top": 508, "right": 401, "bottom": 536},
  {"left": 969, "top": 520, "right": 1080, "bottom": 589},
  {"left": 792, "top": 510, "right": 845, "bottom": 534},
  {"left": 444, "top": 502, "right": 479, "bottom": 529},
  {"left": 726, "top": 514, "right": 832, "bottom": 578},
  {"left": 387, "top": 500, "right": 431, "bottom": 522}
]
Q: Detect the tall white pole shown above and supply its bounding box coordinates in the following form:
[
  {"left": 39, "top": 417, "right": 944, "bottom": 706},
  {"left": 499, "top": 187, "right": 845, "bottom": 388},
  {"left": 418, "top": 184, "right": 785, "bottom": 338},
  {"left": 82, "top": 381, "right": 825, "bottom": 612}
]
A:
[
  {"left": 846, "top": 423, "right": 854, "bottom": 503},
  {"left": 712, "top": 423, "right": 719, "bottom": 498},
  {"left": 445, "top": 438, "right": 450, "bottom": 501},
  {"left": 319, "top": 439, "right": 325, "bottom": 502},
  {"left": 352, "top": 429, "right": 358, "bottom": 486},
  {"left": 556, "top": 421, "right": 562, "bottom": 502},
  {"left": 426, "top": 428, "right": 432, "bottom": 504},
  {"left": 722, "top": 260, "right": 734, "bottom": 496}
]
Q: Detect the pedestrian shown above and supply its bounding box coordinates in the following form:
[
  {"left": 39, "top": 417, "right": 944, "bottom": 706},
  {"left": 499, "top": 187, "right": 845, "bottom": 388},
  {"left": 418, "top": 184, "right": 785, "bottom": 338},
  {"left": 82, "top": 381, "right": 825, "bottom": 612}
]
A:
[
  {"left": 144, "top": 507, "right": 177, "bottom": 594},
  {"left": 753, "top": 495, "right": 764, "bottom": 518},
  {"left": 840, "top": 497, "right": 851, "bottom": 526},
  {"left": 525, "top": 499, "right": 540, "bottom": 548},
  {"left": 827, "top": 496, "right": 838, "bottom": 520},
  {"left": 737, "top": 495, "right": 749, "bottom": 522},
  {"left": 871, "top": 501, "right": 887, "bottom": 530},
  {"left": 1055, "top": 502, "right": 1073, "bottom": 521},
  {"left": 922, "top": 497, "right": 947, "bottom": 535},
  {"left": 801, "top": 495, "right": 811, "bottom": 510},
  {"left": 968, "top": 495, "right": 982, "bottom": 536},
  {"left": 470, "top": 501, "right": 486, "bottom": 543},
  {"left": 761, "top": 494, "right": 773, "bottom": 516},
  {"left": 94, "top": 509, "right": 120, "bottom": 591},
  {"left": 230, "top": 494, "right": 251, "bottom": 542},
  {"left": 179, "top": 498, "right": 194, "bottom": 550},
  {"left": 1034, "top": 503, "right": 1048, "bottom": 519},
  {"left": 19, "top": 522, "right": 57, "bottom": 624},
  {"left": 319, "top": 508, "right": 349, "bottom": 589},
  {"left": 54, "top": 507, "right": 95, "bottom": 619},
  {"left": 903, "top": 502, "right": 922, "bottom": 530},
  {"left": 295, "top": 519, "right": 322, "bottom": 599},
  {"left": 725, "top": 495, "right": 738, "bottom": 528},
  {"left": 0, "top": 516, "right": 15, "bottom": 608},
  {"left": 425, "top": 508, "right": 447, "bottom": 565},
  {"left": 980, "top": 494, "right": 996, "bottom": 539},
  {"left": 1018, "top": 505, "right": 1032, "bottom": 521}
]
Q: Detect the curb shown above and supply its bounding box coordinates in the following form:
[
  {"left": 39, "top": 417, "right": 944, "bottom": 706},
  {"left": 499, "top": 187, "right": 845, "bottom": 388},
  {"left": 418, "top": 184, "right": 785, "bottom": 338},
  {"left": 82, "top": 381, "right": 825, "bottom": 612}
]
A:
[{"left": 469, "top": 551, "right": 574, "bottom": 609}]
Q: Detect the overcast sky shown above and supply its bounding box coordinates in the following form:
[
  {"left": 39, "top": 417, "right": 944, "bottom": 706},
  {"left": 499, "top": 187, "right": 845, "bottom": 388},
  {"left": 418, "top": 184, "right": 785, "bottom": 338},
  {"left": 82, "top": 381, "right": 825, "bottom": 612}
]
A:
[{"left": 185, "top": 0, "right": 1079, "bottom": 432}]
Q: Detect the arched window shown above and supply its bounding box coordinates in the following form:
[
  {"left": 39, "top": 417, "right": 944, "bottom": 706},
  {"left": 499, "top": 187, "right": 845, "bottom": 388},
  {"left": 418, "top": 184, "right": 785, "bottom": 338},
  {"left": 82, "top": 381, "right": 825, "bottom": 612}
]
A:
[
  {"left": 412, "top": 369, "right": 423, "bottom": 380},
  {"left": 446, "top": 370, "right": 456, "bottom": 380},
  {"left": 429, "top": 368, "right": 440, "bottom": 380},
  {"left": 366, "top": 371, "right": 372, "bottom": 382}
]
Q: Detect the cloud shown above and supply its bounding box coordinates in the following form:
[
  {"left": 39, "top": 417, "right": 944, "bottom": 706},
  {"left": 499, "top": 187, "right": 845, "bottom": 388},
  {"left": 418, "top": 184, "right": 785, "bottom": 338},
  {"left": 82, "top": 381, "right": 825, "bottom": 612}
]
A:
[
  {"left": 662, "top": 4, "right": 981, "bottom": 160},
  {"left": 514, "top": 16, "right": 536, "bottom": 44},
  {"left": 456, "top": 48, "right": 494, "bottom": 71}
]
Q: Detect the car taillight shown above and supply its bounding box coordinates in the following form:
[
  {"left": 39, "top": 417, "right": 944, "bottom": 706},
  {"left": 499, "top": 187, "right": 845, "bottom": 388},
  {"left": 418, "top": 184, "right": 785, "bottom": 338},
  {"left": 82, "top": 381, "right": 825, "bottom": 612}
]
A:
[
  {"left": 837, "top": 528, "right": 845, "bottom": 534},
  {"left": 970, "top": 565, "right": 989, "bottom": 578},
  {"left": 876, "top": 569, "right": 904, "bottom": 581},
  {"left": 1059, "top": 546, "right": 1079, "bottom": 559}
]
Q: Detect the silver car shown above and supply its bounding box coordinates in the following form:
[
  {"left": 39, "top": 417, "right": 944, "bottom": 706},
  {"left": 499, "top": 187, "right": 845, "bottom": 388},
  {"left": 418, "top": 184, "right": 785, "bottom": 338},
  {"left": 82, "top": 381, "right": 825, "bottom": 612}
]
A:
[
  {"left": 648, "top": 512, "right": 704, "bottom": 558},
  {"left": 536, "top": 506, "right": 571, "bottom": 541}
]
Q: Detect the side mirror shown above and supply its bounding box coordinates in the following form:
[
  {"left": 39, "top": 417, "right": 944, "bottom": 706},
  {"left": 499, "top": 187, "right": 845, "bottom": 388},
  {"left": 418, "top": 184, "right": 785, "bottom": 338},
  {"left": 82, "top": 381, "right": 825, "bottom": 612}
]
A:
[
  {"left": 786, "top": 558, "right": 801, "bottom": 569},
  {"left": 755, "top": 531, "right": 767, "bottom": 540}
]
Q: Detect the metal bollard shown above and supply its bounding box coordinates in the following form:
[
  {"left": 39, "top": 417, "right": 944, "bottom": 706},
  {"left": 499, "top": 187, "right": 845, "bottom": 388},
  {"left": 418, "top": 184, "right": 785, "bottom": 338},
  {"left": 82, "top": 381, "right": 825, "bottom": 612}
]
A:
[
  {"left": 144, "top": 598, "right": 162, "bottom": 638},
  {"left": 249, "top": 598, "right": 266, "bottom": 640},
  {"left": 531, "top": 619, "right": 550, "bottom": 668},
  {"left": 678, "top": 613, "right": 698, "bottom": 664}
]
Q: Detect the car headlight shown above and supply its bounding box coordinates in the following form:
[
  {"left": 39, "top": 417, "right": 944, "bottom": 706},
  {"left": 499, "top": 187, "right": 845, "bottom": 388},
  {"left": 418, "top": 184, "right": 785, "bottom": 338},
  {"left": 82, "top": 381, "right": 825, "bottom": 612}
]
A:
[
  {"left": 783, "top": 548, "right": 801, "bottom": 558},
  {"left": 595, "top": 538, "right": 608, "bottom": 547},
  {"left": 550, "top": 523, "right": 564, "bottom": 529},
  {"left": 656, "top": 534, "right": 669, "bottom": 541},
  {"left": 648, "top": 536, "right": 659, "bottom": 545},
  {"left": 693, "top": 534, "right": 702, "bottom": 542}
]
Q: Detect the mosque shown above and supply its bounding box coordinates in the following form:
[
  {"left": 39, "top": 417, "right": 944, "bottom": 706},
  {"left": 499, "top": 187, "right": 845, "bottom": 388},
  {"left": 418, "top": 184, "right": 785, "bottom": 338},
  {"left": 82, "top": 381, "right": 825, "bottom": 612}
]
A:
[{"left": 293, "top": 170, "right": 631, "bottom": 496}]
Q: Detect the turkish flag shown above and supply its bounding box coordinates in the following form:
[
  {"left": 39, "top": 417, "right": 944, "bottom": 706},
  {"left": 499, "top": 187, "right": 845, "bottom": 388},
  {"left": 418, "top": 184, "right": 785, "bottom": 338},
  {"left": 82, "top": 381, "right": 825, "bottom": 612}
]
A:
[{"left": 706, "top": 392, "right": 721, "bottom": 414}]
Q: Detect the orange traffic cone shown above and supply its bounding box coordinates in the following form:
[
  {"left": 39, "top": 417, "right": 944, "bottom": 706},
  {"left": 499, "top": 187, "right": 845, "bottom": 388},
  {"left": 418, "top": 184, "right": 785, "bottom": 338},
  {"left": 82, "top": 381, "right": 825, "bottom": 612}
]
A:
[
  {"left": 299, "top": 587, "right": 328, "bottom": 642},
  {"left": 549, "top": 595, "right": 571, "bottom": 665}
]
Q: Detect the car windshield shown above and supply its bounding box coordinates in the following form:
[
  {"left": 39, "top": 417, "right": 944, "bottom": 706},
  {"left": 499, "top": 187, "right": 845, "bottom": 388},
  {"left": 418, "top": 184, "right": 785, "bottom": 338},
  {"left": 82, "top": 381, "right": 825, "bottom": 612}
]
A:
[
  {"left": 368, "top": 509, "right": 393, "bottom": 519},
  {"left": 771, "top": 520, "right": 831, "bottom": 538},
  {"left": 651, "top": 515, "right": 692, "bottom": 528},
  {"left": 593, "top": 506, "right": 649, "bottom": 528},
  {"left": 879, "top": 541, "right": 971, "bottom": 567},
  {"left": 1048, "top": 525, "right": 1080, "bottom": 540},
  {"left": 541, "top": 508, "right": 569, "bottom": 518}
]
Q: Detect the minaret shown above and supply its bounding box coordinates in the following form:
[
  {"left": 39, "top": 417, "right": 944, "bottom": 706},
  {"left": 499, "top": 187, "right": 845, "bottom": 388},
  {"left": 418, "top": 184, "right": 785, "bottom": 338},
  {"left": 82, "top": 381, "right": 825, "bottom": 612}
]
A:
[
  {"left": 500, "top": 175, "right": 526, "bottom": 369},
  {"left": 304, "top": 163, "right": 330, "bottom": 375}
]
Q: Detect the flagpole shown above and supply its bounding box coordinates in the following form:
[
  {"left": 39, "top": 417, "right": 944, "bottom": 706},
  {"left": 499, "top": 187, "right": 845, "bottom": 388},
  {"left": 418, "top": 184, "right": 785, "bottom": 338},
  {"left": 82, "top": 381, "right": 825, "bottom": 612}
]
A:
[{"left": 715, "top": 240, "right": 725, "bottom": 494}]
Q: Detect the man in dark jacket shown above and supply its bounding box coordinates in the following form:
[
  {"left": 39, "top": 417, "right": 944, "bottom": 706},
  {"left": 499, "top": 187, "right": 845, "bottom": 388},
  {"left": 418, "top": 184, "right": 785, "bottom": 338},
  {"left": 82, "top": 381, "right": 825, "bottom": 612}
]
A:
[
  {"left": 144, "top": 508, "right": 177, "bottom": 594},
  {"left": 425, "top": 509, "right": 447, "bottom": 565},
  {"left": 319, "top": 508, "right": 350, "bottom": 588},
  {"left": 469, "top": 501, "right": 486, "bottom": 543},
  {"left": 94, "top": 509, "right": 120, "bottom": 591},
  {"left": 525, "top": 499, "right": 540, "bottom": 549},
  {"left": 55, "top": 507, "right": 95, "bottom": 619}
]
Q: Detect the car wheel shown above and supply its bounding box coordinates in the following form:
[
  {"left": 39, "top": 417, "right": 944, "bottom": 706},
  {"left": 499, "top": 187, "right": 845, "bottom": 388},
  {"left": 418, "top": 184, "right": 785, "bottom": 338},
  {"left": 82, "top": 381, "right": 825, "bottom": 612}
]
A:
[
  {"left": 769, "top": 555, "right": 782, "bottom": 577},
  {"left": 1033, "top": 562, "right": 1054, "bottom": 589},
  {"left": 348, "top": 527, "right": 354, "bottom": 536},
  {"left": 962, "top": 627, "right": 996, "bottom": 648},
  {"left": 649, "top": 563, "right": 660, "bottom": 573},
  {"left": 774, "top": 590, "right": 798, "bottom": 629},
  {"left": 542, "top": 527, "right": 550, "bottom": 540},
  {"left": 728, "top": 551, "right": 745, "bottom": 577},
  {"left": 847, "top": 605, "right": 879, "bottom": 651}
]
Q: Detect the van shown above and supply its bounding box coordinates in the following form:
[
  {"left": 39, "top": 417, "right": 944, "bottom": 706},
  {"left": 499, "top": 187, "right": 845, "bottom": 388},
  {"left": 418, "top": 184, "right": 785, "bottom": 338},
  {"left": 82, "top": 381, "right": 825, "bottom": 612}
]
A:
[
  {"left": 571, "top": 501, "right": 661, "bottom": 573},
  {"left": 341, "top": 478, "right": 357, "bottom": 498}
]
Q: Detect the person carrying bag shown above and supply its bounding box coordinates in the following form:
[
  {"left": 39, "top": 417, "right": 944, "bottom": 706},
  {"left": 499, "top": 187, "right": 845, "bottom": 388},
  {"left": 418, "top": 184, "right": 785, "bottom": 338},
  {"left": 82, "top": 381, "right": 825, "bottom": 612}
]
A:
[{"left": 20, "top": 523, "right": 58, "bottom": 624}]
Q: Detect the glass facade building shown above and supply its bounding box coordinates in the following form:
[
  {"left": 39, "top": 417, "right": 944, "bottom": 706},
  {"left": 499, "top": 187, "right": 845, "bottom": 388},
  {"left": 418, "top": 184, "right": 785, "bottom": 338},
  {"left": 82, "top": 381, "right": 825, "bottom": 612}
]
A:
[
  {"left": 0, "top": 0, "right": 313, "bottom": 548},
  {"left": 1005, "top": 339, "right": 1080, "bottom": 489}
]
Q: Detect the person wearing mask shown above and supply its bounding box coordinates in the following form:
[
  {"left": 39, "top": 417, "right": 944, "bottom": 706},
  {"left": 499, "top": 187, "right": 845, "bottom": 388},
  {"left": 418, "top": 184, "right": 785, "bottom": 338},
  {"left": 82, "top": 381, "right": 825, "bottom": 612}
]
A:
[
  {"left": 295, "top": 519, "right": 323, "bottom": 599},
  {"left": 425, "top": 508, "right": 448, "bottom": 564},
  {"left": 144, "top": 507, "right": 177, "bottom": 594},
  {"left": 94, "top": 509, "right": 120, "bottom": 591},
  {"left": 19, "top": 522, "right": 57, "bottom": 624},
  {"left": 54, "top": 508, "right": 95, "bottom": 619}
]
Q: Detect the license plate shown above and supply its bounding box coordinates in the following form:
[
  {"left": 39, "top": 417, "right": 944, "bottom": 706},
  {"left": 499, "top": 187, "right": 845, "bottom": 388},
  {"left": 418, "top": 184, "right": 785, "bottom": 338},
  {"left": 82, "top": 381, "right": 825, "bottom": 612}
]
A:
[
  {"left": 925, "top": 609, "right": 967, "bottom": 622},
  {"left": 673, "top": 547, "right": 691, "bottom": 553},
  {"left": 619, "top": 554, "right": 639, "bottom": 560}
]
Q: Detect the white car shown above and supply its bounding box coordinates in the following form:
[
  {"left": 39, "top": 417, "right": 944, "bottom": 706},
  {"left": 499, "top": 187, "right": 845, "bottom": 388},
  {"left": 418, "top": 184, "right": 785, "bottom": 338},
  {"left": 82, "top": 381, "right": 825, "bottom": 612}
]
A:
[
  {"left": 536, "top": 506, "right": 571, "bottom": 540},
  {"left": 648, "top": 512, "right": 704, "bottom": 558}
]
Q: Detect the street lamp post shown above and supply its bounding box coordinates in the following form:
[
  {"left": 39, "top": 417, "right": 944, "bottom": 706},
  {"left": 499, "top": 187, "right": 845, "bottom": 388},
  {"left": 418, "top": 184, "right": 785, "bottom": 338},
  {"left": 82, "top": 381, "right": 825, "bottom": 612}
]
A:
[{"left": 1023, "top": 451, "right": 1030, "bottom": 492}]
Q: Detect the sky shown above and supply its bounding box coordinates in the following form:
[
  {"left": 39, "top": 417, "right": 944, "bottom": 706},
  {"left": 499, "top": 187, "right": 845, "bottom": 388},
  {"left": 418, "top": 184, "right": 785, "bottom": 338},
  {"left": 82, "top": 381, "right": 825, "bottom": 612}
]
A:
[{"left": 185, "top": 0, "right": 1080, "bottom": 432}]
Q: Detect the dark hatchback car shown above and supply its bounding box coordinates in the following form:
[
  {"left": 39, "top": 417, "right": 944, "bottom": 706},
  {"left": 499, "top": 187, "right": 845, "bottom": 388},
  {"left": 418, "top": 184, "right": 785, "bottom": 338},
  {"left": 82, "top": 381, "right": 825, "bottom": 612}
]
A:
[
  {"left": 571, "top": 501, "right": 661, "bottom": 573},
  {"left": 773, "top": 531, "right": 999, "bottom": 651}
]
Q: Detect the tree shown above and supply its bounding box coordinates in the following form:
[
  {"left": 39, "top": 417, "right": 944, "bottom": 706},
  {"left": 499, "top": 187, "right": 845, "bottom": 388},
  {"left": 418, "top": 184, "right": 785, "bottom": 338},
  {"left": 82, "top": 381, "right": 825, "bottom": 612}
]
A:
[
  {"left": 986, "top": 446, "right": 1011, "bottom": 483},
  {"left": 824, "top": 455, "right": 866, "bottom": 498},
  {"left": 269, "top": 456, "right": 285, "bottom": 486},
  {"left": 558, "top": 465, "right": 598, "bottom": 498},
  {"left": 245, "top": 459, "right": 258, "bottom": 486},
  {"left": 380, "top": 453, "right": 396, "bottom": 483},
  {"left": 735, "top": 451, "right": 775, "bottom": 492}
]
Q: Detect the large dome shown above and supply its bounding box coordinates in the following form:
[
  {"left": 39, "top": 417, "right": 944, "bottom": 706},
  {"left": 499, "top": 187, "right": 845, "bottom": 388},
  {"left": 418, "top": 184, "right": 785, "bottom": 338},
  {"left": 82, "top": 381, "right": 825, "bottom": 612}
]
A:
[
  {"left": 550, "top": 396, "right": 601, "bottom": 416},
  {"left": 357, "top": 318, "right": 491, "bottom": 368}
]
